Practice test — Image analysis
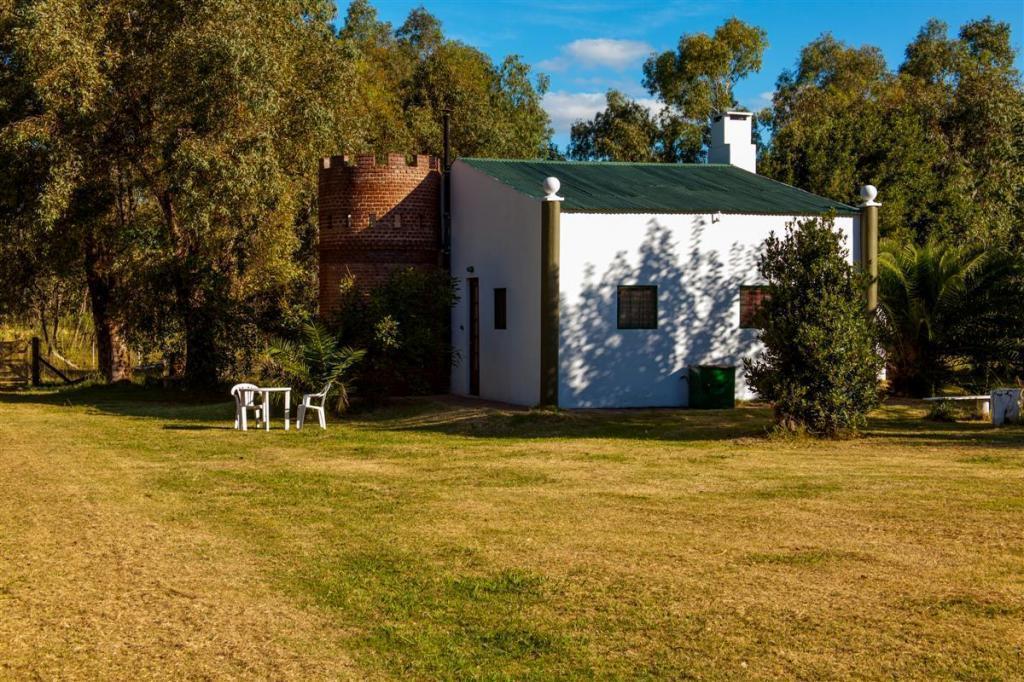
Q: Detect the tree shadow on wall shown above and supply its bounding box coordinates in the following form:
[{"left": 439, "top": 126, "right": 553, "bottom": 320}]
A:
[{"left": 560, "top": 217, "right": 759, "bottom": 408}]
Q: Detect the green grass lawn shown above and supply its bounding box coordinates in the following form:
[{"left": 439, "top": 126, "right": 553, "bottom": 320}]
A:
[{"left": 1, "top": 385, "right": 1023, "bottom": 679}]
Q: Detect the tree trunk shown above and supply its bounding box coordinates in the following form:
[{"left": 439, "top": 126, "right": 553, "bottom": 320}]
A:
[
  {"left": 159, "top": 189, "right": 220, "bottom": 388},
  {"left": 85, "top": 265, "right": 132, "bottom": 383},
  {"left": 181, "top": 295, "right": 220, "bottom": 388}
]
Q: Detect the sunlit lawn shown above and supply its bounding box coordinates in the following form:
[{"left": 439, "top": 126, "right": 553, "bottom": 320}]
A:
[{"left": 1, "top": 385, "right": 1022, "bottom": 679}]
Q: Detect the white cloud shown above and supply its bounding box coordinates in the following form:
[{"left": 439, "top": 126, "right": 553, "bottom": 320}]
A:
[
  {"left": 542, "top": 91, "right": 662, "bottom": 139},
  {"left": 739, "top": 91, "right": 775, "bottom": 113},
  {"left": 542, "top": 91, "right": 607, "bottom": 132},
  {"left": 567, "top": 38, "right": 652, "bottom": 69},
  {"left": 538, "top": 38, "right": 653, "bottom": 72}
]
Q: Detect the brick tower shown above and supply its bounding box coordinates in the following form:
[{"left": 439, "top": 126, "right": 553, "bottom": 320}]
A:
[{"left": 318, "top": 153, "right": 441, "bottom": 315}]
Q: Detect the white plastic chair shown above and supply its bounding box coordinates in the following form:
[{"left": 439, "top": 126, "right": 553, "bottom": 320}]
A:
[
  {"left": 231, "top": 383, "right": 264, "bottom": 431},
  {"left": 297, "top": 381, "right": 332, "bottom": 430}
]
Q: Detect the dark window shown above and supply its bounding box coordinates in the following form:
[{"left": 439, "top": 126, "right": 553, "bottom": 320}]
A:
[
  {"left": 494, "top": 288, "right": 507, "bottom": 330},
  {"left": 739, "top": 286, "right": 770, "bottom": 329},
  {"left": 617, "top": 286, "right": 657, "bottom": 329}
]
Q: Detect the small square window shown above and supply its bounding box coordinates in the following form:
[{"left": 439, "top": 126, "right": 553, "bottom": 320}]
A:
[
  {"left": 494, "top": 288, "right": 507, "bottom": 330},
  {"left": 740, "top": 285, "right": 770, "bottom": 329},
  {"left": 617, "top": 286, "right": 657, "bottom": 329}
]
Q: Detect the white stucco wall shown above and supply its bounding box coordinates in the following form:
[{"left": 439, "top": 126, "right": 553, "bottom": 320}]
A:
[
  {"left": 449, "top": 161, "right": 541, "bottom": 405},
  {"left": 558, "top": 212, "right": 859, "bottom": 408}
]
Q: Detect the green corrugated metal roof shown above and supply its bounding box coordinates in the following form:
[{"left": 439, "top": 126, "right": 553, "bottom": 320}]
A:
[{"left": 459, "top": 158, "right": 858, "bottom": 215}]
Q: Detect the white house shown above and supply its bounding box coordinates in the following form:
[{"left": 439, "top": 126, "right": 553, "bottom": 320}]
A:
[{"left": 449, "top": 112, "right": 864, "bottom": 408}]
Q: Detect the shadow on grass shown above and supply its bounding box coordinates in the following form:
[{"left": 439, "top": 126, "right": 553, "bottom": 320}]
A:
[
  {"left": 377, "top": 399, "right": 1024, "bottom": 446},
  {"left": 863, "top": 429, "right": 1024, "bottom": 450},
  {"left": 864, "top": 406, "right": 1024, "bottom": 450},
  {"left": 353, "top": 397, "right": 775, "bottom": 442},
  {"left": 5, "top": 385, "right": 1022, "bottom": 449},
  {"left": 0, "top": 381, "right": 231, "bottom": 422}
]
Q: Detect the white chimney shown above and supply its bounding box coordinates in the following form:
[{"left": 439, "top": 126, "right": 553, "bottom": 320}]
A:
[{"left": 709, "top": 111, "right": 756, "bottom": 173}]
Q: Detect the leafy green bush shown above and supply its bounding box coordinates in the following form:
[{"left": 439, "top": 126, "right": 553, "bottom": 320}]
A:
[
  {"left": 332, "top": 268, "right": 459, "bottom": 403},
  {"left": 925, "top": 399, "right": 958, "bottom": 422},
  {"left": 743, "top": 217, "right": 883, "bottom": 437},
  {"left": 264, "top": 323, "right": 365, "bottom": 413}
]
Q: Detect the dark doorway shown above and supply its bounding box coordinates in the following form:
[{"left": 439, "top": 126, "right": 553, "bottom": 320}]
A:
[{"left": 468, "top": 278, "right": 480, "bottom": 396}]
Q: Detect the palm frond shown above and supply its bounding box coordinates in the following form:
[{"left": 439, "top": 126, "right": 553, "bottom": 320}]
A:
[{"left": 263, "top": 325, "right": 365, "bottom": 414}]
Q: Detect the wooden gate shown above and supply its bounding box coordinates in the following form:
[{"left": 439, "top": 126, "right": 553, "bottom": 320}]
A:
[
  {"left": 0, "top": 337, "right": 85, "bottom": 387},
  {"left": 0, "top": 339, "right": 29, "bottom": 387}
]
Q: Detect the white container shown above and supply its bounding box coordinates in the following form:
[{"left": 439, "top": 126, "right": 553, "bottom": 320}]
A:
[{"left": 991, "top": 388, "right": 1022, "bottom": 426}]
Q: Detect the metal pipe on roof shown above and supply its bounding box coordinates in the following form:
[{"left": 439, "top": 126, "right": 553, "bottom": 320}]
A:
[{"left": 441, "top": 110, "right": 452, "bottom": 270}]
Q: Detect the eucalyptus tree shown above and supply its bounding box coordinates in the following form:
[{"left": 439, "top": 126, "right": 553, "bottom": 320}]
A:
[
  {"left": 339, "top": 1, "right": 552, "bottom": 160},
  {"left": 643, "top": 17, "right": 768, "bottom": 120},
  {"left": 568, "top": 90, "right": 702, "bottom": 163},
  {"left": 1, "top": 0, "right": 148, "bottom": 380},
  {"left": 761, "top": 19, "right": 1024, "bottom": 248},
  {"left": 569, "top": 90, "right": 662, "bottom": 162},
  {"left": 570, "top": 18, "right": 767, "bottom": 161},
  {"left": 4, "top": 0, "right": 354, "bottom": 386},
  {"left": 759, "top": 35, "right": 890, "bottom": 207}
]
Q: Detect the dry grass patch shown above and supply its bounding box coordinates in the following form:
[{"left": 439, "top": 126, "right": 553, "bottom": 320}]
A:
[{"left": 1, "top": 385, "right": 1023, "bottom": 679}]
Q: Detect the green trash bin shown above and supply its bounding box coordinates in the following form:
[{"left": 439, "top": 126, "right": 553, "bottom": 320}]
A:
[{"left": 688, "top": 365, "right": 736, "bottom": 409}]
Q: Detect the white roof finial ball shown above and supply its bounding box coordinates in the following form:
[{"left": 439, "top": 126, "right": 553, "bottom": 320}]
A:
[
  {"left": 544, "top": 174, "right": 561, "bottom": 195},
  {"left": 542, "top": 176, "right": 561, "bottom": 200},
  {"left": 859, "top": 184, "right": 878, "bottom": 204}
]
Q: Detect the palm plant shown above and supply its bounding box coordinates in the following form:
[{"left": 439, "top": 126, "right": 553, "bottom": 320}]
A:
[
  {"left": 878, "top": 238, "right": 1024, "bottom": 396},
  {"left": 264, "top": 323, "right": 366, "bottom": 413}
]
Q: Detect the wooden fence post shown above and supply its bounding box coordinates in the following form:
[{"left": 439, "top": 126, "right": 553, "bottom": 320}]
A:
[{"left": 31, "top": 336, "right": 41, "bottom": 386}]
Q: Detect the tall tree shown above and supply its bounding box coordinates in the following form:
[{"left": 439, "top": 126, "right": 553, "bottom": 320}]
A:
[
  {"left": 4, "top": 0, "right": 354, "bottom": 386},
  {"left": 643, "top": 17, "right": 767, "bottom": 119},
  {"left": 568, "top": 90, "right": 700, "bottom": 162},
  {"left": 1, "top": 0, "right": 145, "bottom": 380},
  {"left": 339, "top": 2, "right": 552, "bottom": 160},
  {"left": 570, "top": 18, "right": 766, "bottom": 162},
  {"left": 759, "top": 35, "right": 892, "bottom": 211},
  {"left": 761, "top": 19, "right": 1024, "bottom": 247}
]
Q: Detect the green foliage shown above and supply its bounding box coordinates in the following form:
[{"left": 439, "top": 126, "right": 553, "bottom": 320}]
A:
[
  {"left": 1, "top": 0, "right": 354, "bottom": 385},
  {"left": 878, "top": 239, "right": 1024, "bottom": 396},
  {"left": 743, "top": 217, "right": 882, "bottom": 436},
  {"left": 333, "top": 268, "right": 459, "bottom": 402},
  {"left": 925, "top": 400, "right": 958, "bottom": 423},
  {"left": 569, "top": 19, "right": 767, "bottom": 162},
  {"left": 643, "top": 17, "right": 768, "bottom": 119},
  {"left": 568, "top": 90, "right": 700, "bottom": 162},
  {"left": 1, "top": 0, "right": 552, "bottom": 388},
  {"left": 264, "top": 322, "right": 365, "bottom": 413},
  {"left": 761, "top": 18, "right": 1024, "bottom": 397},
  {"left": 762, "top": 19, "right": 1024, "bottom": 249},
  {"left": 339, "top": 0, "right": 552, "bottom": 160}
]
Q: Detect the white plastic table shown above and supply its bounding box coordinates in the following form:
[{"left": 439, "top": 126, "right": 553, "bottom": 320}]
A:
[{"left": 259, "top": 387, "right": 292, "bottom": 431}]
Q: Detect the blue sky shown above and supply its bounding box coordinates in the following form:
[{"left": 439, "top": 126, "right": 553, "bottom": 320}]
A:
[{"left": 347, "top": 0, "right": 1024, "bottom": 150}]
